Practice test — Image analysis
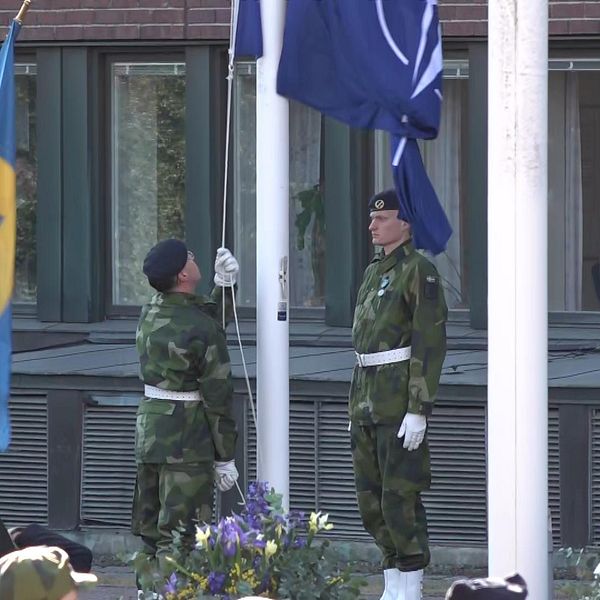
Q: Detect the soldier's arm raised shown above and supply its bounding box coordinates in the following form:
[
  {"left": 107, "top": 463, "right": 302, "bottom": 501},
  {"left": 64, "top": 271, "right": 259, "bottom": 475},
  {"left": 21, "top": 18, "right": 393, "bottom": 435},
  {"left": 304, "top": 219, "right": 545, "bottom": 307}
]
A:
[
  {"left": 404, "top": 261, "right": 448, "bottom": 417},
  {"left": 209, "top": 285, "right": 236, "bottom": 326}
]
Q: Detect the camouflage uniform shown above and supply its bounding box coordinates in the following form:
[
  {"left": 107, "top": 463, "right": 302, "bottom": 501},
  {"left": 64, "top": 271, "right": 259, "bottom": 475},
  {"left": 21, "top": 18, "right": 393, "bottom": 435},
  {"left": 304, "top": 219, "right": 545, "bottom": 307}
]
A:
[
  {"left": 350, "top": 240, "right": 447, "bottom": 571},
  {"left": 132, "top": 286, "right": 237, "bottom": 577},
  {"left": 0, "top": 545, "right": 97, "bottom": 599}
]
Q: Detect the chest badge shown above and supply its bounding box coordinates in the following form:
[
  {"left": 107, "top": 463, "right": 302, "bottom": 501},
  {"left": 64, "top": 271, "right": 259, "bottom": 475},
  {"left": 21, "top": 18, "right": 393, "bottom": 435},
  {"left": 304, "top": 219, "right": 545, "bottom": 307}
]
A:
[{"left": 377, "top": 275, "right": 390, "bottom": 297}]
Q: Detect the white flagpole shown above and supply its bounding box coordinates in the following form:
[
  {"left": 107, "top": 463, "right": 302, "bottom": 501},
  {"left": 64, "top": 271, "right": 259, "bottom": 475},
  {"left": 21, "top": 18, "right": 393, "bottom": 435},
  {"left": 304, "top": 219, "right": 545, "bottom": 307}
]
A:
[
  {"left": 256, "top": 0, "right": 290, "bottom": 507},
  {"left": 488, "top": 1, "right": 549, "bottom": 598}
]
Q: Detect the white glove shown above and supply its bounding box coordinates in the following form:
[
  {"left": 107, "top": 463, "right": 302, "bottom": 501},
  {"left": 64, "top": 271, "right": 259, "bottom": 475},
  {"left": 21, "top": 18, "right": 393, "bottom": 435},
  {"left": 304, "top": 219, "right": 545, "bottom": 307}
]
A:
[
  {"left": 397, "top": 413, "right": 427, "bottom": 452},
  {"left": 214, "top": 247, "right": 239, "bottom": 287},
  {"left": 214, "top": 459, "right": 239, "bottom": 492}
]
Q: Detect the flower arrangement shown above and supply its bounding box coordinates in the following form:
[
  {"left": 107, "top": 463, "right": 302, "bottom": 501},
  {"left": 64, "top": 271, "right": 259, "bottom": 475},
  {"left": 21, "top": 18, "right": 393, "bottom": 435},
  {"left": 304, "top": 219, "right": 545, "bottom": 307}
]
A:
[{"left": 156, "top": 482, "right": 365, "bottom": 600}]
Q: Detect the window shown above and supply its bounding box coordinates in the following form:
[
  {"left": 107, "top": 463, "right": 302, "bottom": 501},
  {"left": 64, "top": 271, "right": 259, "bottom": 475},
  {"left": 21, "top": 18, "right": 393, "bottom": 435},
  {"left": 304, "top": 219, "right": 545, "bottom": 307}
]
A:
[
  {"left": 110, "top": 62, "right": 186, "bottom": 307},
  {"left": 233, "top": 63, "right": 325, "bottom": 309},
  {"left": 548, "top": 61, "right": 600, "bottom": 312},
  {"left": 374, "top": 61, "right": 469, "bottom": 310},
  {"left": 14, "top": 63, "right": 37, "bottom": 305}
]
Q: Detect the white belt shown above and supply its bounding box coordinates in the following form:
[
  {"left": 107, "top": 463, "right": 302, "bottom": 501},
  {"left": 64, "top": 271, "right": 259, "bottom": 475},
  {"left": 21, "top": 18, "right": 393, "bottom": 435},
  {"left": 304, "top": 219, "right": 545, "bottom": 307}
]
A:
[
  {"left": 144, "top": 384, "right": 201, "bottom": 402},
  {"left": 355, "top": 346, "right": 411, "bottom": 367}
]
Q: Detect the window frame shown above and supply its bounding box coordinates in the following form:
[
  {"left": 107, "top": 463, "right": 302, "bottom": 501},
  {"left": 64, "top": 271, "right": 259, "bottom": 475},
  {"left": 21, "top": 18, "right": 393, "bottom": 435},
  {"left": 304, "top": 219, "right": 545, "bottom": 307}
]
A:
[
  {"left": 104, "top": 52, "right": 187, "bottom": 317},
  {"left": 546, "top": 57, "right": 600, "bottom": 316},
  {"left": 12, "top": 55, "right": 38, "bottom": 317}
]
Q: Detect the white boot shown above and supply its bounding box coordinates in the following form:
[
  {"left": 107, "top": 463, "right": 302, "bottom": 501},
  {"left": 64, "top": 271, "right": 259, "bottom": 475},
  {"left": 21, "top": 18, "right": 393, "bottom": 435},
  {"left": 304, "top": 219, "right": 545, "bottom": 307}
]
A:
[
  {"left": 398, "top": 569, "right": 423, "bottom": 600},
  {"left": 379, "top": 568, "right": 402, "bottom": 600},
  {"left": 137, "top": 591, "right": 164, "bottom": 600}
]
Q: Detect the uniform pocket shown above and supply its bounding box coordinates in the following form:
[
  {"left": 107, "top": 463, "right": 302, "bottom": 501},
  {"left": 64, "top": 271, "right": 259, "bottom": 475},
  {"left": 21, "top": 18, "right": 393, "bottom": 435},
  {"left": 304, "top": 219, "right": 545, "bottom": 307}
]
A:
[
  {"left": 180, "top": 403, "right": 214, "bottom": 463},
  {"left": 135, "top": 400, "right": 177, "bottom": 463}
]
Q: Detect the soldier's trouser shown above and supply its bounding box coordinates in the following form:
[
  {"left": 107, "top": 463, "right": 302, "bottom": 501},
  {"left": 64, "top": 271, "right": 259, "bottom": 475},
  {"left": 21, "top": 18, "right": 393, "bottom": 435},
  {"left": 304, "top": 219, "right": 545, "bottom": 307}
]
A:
[
  {"left": 351, "top": 423, "right": 430, "bottom": 572},
  {"left": 131, "top": 462, "right": 213, "bottom": 578}
]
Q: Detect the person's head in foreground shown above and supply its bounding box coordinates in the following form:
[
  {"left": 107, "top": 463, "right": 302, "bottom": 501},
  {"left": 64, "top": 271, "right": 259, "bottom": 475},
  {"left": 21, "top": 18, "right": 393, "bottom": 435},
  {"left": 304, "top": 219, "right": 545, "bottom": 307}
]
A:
[
  {"left": 0, "top": 545, "right": 97, "bottom": 600},
  {"left": 446, "top": 573, "right": 527, "bottom": 599}
]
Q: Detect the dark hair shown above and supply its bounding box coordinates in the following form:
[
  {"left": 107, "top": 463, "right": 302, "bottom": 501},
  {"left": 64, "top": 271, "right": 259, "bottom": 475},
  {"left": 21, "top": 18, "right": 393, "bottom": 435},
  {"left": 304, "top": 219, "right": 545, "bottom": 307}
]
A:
[{"left": 148, "top": 275, "right": 178, "bottom": 293}]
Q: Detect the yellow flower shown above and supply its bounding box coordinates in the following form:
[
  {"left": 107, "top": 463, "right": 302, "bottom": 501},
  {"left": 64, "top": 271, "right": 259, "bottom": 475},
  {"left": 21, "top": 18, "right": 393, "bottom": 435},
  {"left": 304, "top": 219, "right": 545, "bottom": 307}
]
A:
[
  {"left": 241, "top": 568, "right": 259, "bottom": 588},
  {"left": 265, "top": 540, "right": 278, "bottom": 558},
  {"left": 195, "top": 525, "right": 211, "bottom": 548},
  {"left": 309, "top": 511, "right": 320, "bottom": 534},
  {"left": 225, "top": 582, "right": 237, "bottom": 595},
  {"left": 318, "top": 513, "right": 334, "bottom": 531},
  {"left": 190, "top": 573, "right": 208, "bottom": 589}
]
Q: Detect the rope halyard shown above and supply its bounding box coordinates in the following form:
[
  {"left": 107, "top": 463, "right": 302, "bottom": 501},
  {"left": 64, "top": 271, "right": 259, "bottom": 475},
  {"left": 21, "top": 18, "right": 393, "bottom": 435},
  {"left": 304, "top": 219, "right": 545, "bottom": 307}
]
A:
[{"left": 221, "top": 0, "right": 261, "bottom": 506}]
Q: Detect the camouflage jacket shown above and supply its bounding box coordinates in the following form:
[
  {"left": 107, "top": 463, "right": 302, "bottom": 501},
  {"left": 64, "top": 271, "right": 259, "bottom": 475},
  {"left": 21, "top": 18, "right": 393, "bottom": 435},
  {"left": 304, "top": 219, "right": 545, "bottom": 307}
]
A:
[
  {"left": 350, "top": 241, "right": 447, "bottom": 424},
  {"left": 135, "top": 286, "right": 237, "bottom": 464}
]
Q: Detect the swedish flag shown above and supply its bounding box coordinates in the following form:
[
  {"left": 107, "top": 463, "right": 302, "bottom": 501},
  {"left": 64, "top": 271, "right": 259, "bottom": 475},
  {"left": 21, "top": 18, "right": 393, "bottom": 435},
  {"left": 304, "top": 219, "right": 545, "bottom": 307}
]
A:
[{"left": 0, "top": 20, "right": 21, "bottom": 452}]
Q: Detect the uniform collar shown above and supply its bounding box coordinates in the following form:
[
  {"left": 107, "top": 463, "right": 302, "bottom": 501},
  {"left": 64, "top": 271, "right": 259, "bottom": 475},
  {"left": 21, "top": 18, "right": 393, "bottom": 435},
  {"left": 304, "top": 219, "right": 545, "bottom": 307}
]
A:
[
  {"left": 150, "top": 292, "right": 206, "bottom": 307},
  {"left": 374, "top": 239, "right": 415, "bottom": 269}
]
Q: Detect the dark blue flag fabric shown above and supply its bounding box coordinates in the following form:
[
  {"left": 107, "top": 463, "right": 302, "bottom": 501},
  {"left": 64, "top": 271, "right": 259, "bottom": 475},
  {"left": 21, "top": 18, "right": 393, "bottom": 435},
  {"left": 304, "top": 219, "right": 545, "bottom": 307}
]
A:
[
  {"left": 234, "top": 0, "right": 263, "bottom": 59},
  {"left": 277, "top": 0, "right": 451, "bottom": 254},
  {"left": 392, "top": 138, "right": 451, "bottom": 255},
  {"left": 0, "top": 19, "right": 21, "bottom": 452}
]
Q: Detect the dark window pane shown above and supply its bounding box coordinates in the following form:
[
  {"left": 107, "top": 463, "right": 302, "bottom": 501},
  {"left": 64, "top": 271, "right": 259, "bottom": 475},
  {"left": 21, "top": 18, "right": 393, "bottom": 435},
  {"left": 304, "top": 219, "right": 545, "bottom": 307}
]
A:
[
  {"left": 233, "top": 63, "right": 325, "bottom": 309},
  {"left": 111, "top": 62, "right": 186, "bottom": 306},
  {"left": 548, "top": 69, "right": 600, "bottom": 312},
  {"left": 14, "top": 64, "right": 37, "bottom": 304}
]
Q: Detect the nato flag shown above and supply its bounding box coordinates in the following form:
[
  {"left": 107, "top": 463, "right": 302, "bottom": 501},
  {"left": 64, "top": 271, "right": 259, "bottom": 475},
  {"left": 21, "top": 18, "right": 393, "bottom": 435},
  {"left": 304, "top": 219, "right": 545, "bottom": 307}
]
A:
[
  {"left": 277, "top": 0, "right": 451, "bottom": 255},
  {"left": 234, "top": 0, "right": 263, "bottom": 59}
]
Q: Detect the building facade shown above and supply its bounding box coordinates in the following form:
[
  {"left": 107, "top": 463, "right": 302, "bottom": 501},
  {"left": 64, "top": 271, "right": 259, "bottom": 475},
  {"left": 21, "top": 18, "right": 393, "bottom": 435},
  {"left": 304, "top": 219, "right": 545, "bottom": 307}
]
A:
[{"left": 3, "top": 0, "right": 600, "bottom": 556}]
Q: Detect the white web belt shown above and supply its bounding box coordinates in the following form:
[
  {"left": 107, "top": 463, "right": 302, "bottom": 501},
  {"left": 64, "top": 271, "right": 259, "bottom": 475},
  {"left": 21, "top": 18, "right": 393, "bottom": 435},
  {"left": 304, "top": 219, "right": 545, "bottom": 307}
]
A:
[
  {"left": 144, "top": 384, "right": 201, "bottom": 402},
  {"left": 355, "top": 346, "right": 412, "bottom": 367}
]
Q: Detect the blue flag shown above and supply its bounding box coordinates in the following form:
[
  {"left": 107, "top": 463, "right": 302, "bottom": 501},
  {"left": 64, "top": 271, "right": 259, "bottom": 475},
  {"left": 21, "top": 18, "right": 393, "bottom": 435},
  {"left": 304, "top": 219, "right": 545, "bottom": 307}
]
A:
[
  {"left": 234, "top": 0, "right": 263, "bottom": 59},
  {"left": 0, "top": 20, "right": 21, "bottom": 452},
  {"left": 277, "top": 0, "right": 451, "bottom": 254}
]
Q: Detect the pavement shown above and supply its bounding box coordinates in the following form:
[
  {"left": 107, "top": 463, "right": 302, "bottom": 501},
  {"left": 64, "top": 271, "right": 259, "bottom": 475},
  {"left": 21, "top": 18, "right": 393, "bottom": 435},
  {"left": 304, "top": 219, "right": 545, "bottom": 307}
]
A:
[{"left": 78, "top": 563, "right": 587, "bottom": 600}]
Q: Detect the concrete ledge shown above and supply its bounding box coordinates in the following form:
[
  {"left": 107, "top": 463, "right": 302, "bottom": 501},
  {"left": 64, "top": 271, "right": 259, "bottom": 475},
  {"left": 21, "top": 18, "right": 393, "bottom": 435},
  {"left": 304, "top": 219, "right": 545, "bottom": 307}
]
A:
[
  {"left": 66, "top": 530, "right": 582, "bottom": 576},
  {"left": 66, "top": 529, "right": 489, "bottom": 571}
]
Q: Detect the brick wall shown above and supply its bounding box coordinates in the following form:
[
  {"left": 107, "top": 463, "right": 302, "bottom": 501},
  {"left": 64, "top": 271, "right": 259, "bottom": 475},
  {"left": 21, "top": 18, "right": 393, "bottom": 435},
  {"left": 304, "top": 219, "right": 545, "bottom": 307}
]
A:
[
  {"left": 0, "top": 0, "right": 231, "bottom": 42},
  {"left": 440, "top": 0, "right": 600, "bottom": 36},
  {"left": 0, "top": 0, "right": 599, "bottom": 43}
]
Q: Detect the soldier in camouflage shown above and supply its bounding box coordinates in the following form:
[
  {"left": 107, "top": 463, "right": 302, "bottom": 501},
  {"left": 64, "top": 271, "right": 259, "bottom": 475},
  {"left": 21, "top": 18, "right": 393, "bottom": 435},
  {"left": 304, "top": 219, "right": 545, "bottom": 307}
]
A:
[
  {"left": 132, "top": 239, "right": 239, "bottom": 595},
  {"left": 0, "top": 545, "right": 97, "bottom": 600},
  {"left": 350, "top": 190, "right": 447, "bottom": 600}
]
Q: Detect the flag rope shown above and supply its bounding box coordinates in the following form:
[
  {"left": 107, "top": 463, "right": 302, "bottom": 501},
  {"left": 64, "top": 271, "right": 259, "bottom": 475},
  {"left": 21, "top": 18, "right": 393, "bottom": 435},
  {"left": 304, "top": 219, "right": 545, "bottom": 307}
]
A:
[{"left": 219, "top": 0, "right": 260, "bottom": 506}]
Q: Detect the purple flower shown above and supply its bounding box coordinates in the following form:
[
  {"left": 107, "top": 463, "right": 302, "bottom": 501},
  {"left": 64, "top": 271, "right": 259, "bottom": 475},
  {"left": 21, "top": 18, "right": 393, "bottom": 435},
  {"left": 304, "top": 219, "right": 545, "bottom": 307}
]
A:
[
  {"left": 209, "top": 525, "right": 218, "bottom": 548},
  {"left": 257, "top": 569, "right": 272, "bottom": 594},
  {"left": 288, "top": 510, "right": 305, "bottom": 530},
  {"left": 208, "top": 571, "right": 227, "bottom": 595},
  {"left": 248, "top": 530, "right": 266, "bottom": 549},
  {"left": 243, "top": 481, "right": 271, "bottom": 527},
  {"left": 164, "top": 573, "right": 178, "bottom": 594},
  {"left": 293, "top": 536, "right": 307, "bottom": 548},
  {"left": 219, "top": 517, "right": 245, "bottom": 558}
]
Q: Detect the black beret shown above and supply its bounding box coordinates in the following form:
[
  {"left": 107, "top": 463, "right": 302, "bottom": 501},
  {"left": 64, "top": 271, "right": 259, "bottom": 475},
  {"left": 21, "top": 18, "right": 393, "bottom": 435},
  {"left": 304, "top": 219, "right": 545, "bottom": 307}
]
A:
[
  {"left": 369, "top": 189, "right": 400, "bottom": 213},
  {"left": 446, "top": 574, "right": 528, "bottom": 599},
  {"left": 143, "top": 239, "right": 188, "bottom": 281}
]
